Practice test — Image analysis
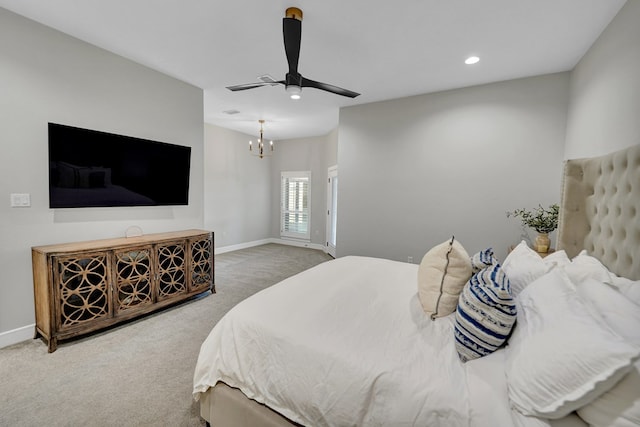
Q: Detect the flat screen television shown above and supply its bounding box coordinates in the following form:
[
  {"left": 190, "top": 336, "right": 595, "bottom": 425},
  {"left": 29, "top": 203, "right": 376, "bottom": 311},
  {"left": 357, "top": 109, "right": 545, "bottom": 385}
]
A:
[{"left": 48, "top": 123, "right": 191, "bottom": 208}]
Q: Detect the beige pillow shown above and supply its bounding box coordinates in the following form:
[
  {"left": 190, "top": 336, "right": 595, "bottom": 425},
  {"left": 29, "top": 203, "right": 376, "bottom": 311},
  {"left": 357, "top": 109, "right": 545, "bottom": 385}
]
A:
[{"left": 418, "top": 237, "right": 472, "bottom": 319}]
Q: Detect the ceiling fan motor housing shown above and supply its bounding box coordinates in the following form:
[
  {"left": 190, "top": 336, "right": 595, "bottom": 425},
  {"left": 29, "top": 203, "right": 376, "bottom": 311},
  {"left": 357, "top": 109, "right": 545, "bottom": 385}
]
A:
[
  {"left": 285, "top": 7, "right": 303, "bottom": 21},
  {"left": 285, "top": 73, "right": 303, "bottom": 88}
]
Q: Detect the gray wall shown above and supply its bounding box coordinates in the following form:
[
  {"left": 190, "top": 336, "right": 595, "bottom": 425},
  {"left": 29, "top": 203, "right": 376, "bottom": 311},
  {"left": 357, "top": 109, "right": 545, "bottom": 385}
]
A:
[
  {"left": 337, "top": 74, "right": 570, "bottom": 262},
  {"left": 0, "top": 9, "right": 204, "bottom": 338},
  {"left": 270, "top": 134, "right": 330, "bottom": 247},
  {"left": 564, "top": 0, "right": 640, "bottom": 159},
  {"left": 204, "top": 124, "right": 338, "bottom": 252},
  {"left": 204, "top": 124, "right": 271, "bottom": 249},
  {"left": 326, "top": 127, "right": 339, "bottom": 167}
]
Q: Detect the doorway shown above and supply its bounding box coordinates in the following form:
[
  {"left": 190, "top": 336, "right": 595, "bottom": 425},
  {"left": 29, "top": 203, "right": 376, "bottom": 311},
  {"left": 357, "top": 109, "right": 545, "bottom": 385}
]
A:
[{"left": 326, "top": 166, "right": 338, "bottom": 258}]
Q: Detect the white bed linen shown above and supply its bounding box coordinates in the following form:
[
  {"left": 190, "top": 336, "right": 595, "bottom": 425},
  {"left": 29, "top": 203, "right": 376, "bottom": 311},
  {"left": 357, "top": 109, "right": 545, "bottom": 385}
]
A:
[
  {"left": 511, "top": 411, "right": 588, "bottom": 427},
  {"left": 194, "top": 256, "right": 518, "bottom": 427}
]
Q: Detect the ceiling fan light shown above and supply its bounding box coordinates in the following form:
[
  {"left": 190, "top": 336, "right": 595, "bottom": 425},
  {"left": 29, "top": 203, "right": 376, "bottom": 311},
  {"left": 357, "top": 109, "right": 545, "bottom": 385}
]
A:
[
  {"left": 465, "top": 56, "right": 480, "bottom": 65},
  {"left": 286, "top": 85, "right": 302, "bottom": 99}
]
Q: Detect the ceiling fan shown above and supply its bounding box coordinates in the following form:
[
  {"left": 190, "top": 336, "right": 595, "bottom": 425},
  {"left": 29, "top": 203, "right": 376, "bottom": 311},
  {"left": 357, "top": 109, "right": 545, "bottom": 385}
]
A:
[{"left": 226, "top": 7, "right": 360, "bottom": 99}]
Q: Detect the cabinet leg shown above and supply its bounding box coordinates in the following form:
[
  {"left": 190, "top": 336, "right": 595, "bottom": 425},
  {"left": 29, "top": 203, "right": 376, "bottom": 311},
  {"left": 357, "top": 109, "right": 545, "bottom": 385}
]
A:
[{"left": 48, "top": 337, "right": 58, "bottom": 353}]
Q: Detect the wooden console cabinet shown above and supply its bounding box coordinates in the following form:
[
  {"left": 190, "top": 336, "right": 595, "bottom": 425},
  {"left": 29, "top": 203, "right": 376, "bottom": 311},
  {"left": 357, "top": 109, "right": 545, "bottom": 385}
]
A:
[{"left": 32, "top": 229, "right": 214, "bottom": 352}]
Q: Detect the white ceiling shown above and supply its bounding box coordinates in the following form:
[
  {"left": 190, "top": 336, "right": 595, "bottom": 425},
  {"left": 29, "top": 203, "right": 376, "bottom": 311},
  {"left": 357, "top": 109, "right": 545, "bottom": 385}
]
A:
[{"left": 0, "top": 0, "right": 627, "bottom": 140}]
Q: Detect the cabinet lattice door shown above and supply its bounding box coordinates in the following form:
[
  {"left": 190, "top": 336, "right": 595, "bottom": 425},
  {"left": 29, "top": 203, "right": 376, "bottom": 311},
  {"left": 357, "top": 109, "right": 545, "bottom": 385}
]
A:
[
  {"left": 56, "top": 254, "right": 110, "bottom": 329},
  {"left": 157, "top": 242, "right": 187, "bottom": 300},
  {"left": 190, "top": 237, "right": 213, "bottom": 292},
  {"left": 114, "top": 247, "right": 153, "bottom": 313}
]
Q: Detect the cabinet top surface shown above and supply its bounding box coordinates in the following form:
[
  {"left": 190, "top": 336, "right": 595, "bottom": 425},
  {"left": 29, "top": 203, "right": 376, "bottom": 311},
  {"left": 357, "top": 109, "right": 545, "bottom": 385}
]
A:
[{"left": 32, "top": 229, "right": 212, "bottom": 254}]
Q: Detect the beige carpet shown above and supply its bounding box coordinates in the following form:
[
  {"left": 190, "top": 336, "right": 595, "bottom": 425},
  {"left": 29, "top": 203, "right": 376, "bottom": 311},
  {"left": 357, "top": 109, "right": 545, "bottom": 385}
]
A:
[{"left": 0, "top": 244, "right": 332, "bottom": 427}]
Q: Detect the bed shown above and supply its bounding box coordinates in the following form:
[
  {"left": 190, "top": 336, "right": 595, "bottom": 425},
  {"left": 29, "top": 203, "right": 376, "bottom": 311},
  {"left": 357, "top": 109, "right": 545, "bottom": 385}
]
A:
[{"left": 193, "top": 143, "right": 640, "bottom": 427}]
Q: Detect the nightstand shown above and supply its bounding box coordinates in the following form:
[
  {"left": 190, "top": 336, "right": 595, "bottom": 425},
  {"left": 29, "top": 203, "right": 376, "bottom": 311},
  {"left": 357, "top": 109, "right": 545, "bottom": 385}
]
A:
[{"left": 508, "top": 245, "right": 555, "bottom": 258}]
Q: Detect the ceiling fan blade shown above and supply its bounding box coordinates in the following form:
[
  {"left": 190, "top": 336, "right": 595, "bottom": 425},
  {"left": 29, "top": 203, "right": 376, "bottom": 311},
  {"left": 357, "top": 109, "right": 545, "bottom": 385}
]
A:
[
  {"left": 283, "top": 17, "right": 302, "bottom": 75},
  {"left": 226, "top": 81, "right": 284, "bottom": 92},
  {"left": 301, "top": 77, "right": 360, "bottom": 98}
]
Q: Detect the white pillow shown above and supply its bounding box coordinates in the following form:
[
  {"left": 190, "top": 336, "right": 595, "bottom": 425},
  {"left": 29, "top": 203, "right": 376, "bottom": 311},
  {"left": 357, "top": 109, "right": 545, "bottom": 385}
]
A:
[
  {"left": 564, "top": 250, "right": 640, "bottom": 306},
  {"left": 577, "top": 364, "right": 640, "bottom": 427},
  {"left": 609, "top": 276, "right": 640, "bottom": 307},
  {"left": 505, "top": 270, "right": 640, "bottom": 419},
  {"left": 418, "top": 237, "right": 472, "bottom": 319},
  {"left": 502, "top": 240, "right": 571, "bottom": 297},
  {"left": 502, "top": 241, "right": 549, "bottom": 296},
  {"left": 542, "top": 250, "right": 571, "bottom": 269},
  {"left": 572, "top": 278, "right": 640, "bottom": 342},
  {"left": 502, "top": 241, "right": 570, "bottom": 296},
  {"left": 570, "top": 278, "right": 640, "bottom": 427},
  {"left": 564, "top": 250, "right": 613, "bottom": 285}
]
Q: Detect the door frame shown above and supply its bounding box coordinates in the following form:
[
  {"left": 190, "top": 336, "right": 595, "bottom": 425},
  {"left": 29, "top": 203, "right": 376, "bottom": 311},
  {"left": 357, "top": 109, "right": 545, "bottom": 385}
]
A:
[{"left": 325, "top": 165, "right": 338, "bottom": 258}]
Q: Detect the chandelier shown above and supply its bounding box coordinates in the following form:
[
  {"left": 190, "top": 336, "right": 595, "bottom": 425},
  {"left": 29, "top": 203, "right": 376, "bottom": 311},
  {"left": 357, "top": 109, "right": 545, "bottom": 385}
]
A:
[{"left": 249, "top": 119, "right": 274, "bottom": 159}]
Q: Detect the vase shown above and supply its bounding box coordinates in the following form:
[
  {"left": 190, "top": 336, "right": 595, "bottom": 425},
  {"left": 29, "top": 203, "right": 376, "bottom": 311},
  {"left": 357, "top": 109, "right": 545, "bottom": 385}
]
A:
[{"left": 534, "top": 233, "right": 550, "bottom": 253}]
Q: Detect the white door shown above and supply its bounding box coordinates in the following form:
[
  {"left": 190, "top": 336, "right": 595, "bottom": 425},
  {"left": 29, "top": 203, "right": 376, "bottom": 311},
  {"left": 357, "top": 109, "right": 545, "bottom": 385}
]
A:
[{"left": 325, "top": 166, "right": 338, "bottom": 258}]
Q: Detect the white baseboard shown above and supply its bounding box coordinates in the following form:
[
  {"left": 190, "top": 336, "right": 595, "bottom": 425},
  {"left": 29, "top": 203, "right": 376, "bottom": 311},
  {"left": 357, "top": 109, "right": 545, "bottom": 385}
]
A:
[
  {"left": 270, "top": 238, "right": 325, "bottom": 251},
  {"left": 214, "top": 239, "right": 273, "bottom": 254},
  {"left": 0, "top": 324, "right": 34, "bottom": 350},
  {"left": 215, "top": 238, "right": 325, "bottom": 254}
]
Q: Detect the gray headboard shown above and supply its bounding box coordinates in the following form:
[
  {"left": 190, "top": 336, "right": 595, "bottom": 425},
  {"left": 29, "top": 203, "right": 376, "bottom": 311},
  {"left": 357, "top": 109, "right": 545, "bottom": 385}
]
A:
[{"left": 557, "top": 143, "right": 640, "bottom": 280}]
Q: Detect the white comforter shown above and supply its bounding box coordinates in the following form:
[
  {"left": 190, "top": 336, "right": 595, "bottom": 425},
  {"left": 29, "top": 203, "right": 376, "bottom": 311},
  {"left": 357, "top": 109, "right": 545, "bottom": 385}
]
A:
[{"left": 193, "top": 256, "right": 518, "bottom": 426}]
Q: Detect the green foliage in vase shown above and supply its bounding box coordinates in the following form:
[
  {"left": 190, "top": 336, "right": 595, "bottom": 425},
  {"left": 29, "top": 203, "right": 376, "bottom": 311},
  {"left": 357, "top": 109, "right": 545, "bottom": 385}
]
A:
[{"left": 506, "top": 204, "right": 559, "bottom": 234}]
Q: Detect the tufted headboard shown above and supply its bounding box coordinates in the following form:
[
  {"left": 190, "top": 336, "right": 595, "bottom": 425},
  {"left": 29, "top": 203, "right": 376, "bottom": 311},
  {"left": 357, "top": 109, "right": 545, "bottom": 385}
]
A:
[{"left": 557, "top": 143, "right": 640, "bottom": 280}]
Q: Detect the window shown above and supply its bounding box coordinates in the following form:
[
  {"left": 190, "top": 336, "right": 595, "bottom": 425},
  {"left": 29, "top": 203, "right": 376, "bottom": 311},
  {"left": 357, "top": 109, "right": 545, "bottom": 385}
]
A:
[{"left": 281, "top": 171, "right": 311, "bottom": 240}]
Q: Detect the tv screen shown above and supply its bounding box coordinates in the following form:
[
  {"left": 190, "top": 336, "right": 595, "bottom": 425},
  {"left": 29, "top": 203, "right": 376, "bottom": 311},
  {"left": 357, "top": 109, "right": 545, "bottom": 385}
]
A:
[{"left": 48, "top": 123, "right": 191, "bottom": 208}]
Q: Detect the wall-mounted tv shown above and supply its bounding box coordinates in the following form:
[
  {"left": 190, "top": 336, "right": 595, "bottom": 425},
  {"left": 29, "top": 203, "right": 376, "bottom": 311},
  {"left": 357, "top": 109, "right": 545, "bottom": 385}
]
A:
[{"left": 48, "top": 123, "right": 191, "bottom": 208}]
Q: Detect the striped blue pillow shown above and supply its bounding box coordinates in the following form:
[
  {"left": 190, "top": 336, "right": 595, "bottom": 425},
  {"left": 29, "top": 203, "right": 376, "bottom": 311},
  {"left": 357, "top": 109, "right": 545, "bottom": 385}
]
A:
[
  {"left": 454, "top": 263, "right": 517, "bottom": 363},
  {"left": 470, "top": 247, "right": 498, "bottom": 273}
]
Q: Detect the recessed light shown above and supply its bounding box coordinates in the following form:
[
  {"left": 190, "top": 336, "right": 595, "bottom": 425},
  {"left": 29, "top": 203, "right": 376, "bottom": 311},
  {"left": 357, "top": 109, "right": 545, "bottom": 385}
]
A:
[{"left": 465, "top": 56, "right": 480, "bottom": 65}]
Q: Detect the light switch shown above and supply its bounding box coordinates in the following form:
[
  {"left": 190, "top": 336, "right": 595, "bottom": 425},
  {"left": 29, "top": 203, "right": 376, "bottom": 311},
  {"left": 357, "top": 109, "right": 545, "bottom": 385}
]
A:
[{"left": 10, "top": 193, "right": 31, "bottom": 207}]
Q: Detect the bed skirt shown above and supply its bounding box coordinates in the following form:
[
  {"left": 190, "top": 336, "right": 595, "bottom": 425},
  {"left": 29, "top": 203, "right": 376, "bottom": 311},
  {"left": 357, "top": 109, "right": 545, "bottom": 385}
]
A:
[{"left": 200, "top": 382, "right": 300, "bottom": 427}]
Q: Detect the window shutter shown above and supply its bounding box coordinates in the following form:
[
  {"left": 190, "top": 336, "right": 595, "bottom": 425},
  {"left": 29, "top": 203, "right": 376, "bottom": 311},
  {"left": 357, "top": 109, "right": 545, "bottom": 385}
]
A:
[{"left": 281, "top": 171, "right": 311, "bottom": 240}]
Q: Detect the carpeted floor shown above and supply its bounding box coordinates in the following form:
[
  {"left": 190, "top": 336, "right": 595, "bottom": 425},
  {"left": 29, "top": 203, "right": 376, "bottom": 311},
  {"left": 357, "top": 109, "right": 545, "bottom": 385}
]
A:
[{"left": 0, "top": 244, "right": 332, "bottom": 427}]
